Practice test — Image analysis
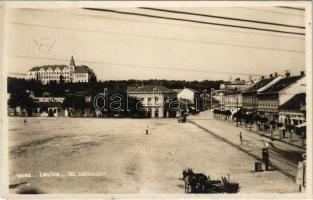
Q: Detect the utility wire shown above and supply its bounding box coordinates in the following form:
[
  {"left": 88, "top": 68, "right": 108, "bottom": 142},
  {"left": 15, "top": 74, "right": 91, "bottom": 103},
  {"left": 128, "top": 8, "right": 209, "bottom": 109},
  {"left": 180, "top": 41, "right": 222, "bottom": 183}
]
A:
[
  {"left": 277, "top": 6, "right": 305, "bottom": 11},
  {"left": 11, "top": 22, "right": 304, "bottom": 53},
  {"left": 42, "top": 8, "right": 304, "bottom": 40},
  {"left": 238, "top": 7, "right": 304, "bottom": 17},
  {"left": 139, "top": 7, "right": 305, "bottom": 29},
  {"left": 9, "top": 55, "right": 264, "bottom": 76},
  {"left": 83, "top": 8, "right": 305, "bottom": 36}
]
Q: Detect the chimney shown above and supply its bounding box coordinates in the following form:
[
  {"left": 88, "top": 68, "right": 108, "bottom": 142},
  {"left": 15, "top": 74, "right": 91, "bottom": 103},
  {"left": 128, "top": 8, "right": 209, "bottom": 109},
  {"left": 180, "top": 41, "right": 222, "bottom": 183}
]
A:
[
  {"left": 269, "top": 74, "right": 273, "bottom": 78},
  {"left": 285, "top": 70, "right": 290, "bottom": 78},
  {"left": 274, "top": 72, "right": 278, "bottom": 77},
  {"left": 261, "top": 76, "right": 265, "bottom": 80},
  {"left": 300, "top": 71, "right": 305, "bottom": 76}
]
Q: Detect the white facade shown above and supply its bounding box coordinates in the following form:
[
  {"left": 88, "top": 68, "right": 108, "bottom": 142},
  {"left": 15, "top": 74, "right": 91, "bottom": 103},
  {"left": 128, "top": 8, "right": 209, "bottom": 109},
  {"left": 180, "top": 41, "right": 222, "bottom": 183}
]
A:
[
  {"left": 223, "top": 93, "right": 243, "bottom": 114},
  {"left": 27, "top": 66, "right": 70, "bottom": 84},
  {"left": 279, "top": 111, "right": 305, "bottom": 126},
  {"left": 73, "top": 73, "right": 89, "bottom": 83},
  {"left": 177, "top": 88, "right": 198, "bottom": 104},
  {"left": 128, "top": 93, "right": 166, "bottom": 118},
  {"left": 27, "top": 56, "right": 95, "bottom": 84},
  {"left": 279, "top": 76, "right": 306, "bottom": 106}
]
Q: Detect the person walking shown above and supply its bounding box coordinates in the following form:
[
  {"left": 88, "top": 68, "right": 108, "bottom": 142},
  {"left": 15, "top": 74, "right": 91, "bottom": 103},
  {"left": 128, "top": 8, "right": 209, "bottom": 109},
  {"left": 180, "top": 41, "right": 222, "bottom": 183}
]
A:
[
  {"left": 262, "top": 147, "right": 270, "bottom": 171},
  {"left": 239, "top": 132, "right": 243, "bottom": 145},
  {"left": 146, "top": 126, "right": 149, "bottom": 135},
  {"left": 296, "top": 153, "right": 306, "bottom": 192}
]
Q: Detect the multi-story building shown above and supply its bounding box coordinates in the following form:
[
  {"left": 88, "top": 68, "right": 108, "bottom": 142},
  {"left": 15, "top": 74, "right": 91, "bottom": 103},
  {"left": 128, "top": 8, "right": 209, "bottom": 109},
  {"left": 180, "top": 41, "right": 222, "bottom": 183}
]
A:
[
  {"left": 27, "top": 56, "right": 96, "bottom": 84},
  {"left": 257, "top": 72, "right": 305, "bottom": 122},
  {"left": 222, "top": 90, "right": 243, "bottom": 114},
  {"left": 127, "top": 85, "right": 177, "bottom": 118},
  {"left": 242, "top": 75, "right": 283, "bottom": 112},
  {"left": 278, "top": 93, "right": 306, "bottom": 128}
]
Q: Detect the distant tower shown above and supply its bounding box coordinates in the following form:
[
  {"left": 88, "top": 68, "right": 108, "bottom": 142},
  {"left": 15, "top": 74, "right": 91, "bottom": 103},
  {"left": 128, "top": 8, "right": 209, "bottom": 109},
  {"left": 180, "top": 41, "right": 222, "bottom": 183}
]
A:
[
  {"left": 69, "top": 56, "right": 76, "bottom": 82},
  {"left": 69, "top": 56, "right": 76, "bottom": 72}
]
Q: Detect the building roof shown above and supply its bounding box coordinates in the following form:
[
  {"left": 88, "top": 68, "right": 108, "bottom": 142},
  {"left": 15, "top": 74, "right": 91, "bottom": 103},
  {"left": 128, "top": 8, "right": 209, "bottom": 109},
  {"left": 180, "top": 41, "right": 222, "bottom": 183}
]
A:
[
  {"left": 29, "top": 66, "right": 41, "bottom": 71},
  {"left": 242, "top": 77, "right": 275, "bottom": 94},
  {"left": 223, "top": 88, "right": 245, "bottom": 95},
  {"left": 279, "top": 93, "right": 306, "bottom": 110},
  {"left": 74, "top": 65, "right": 92, "bottom": 73},
  {"left": 173, "top": 89, "right": 183, "bottom": 93},
  {"left": 29, "top": 65, "right": 68, "bottom": 72},
  {"left": 127, "top": 85, "right": 176, "bottom": 94},
  {"left": 259, "top": 76, "right": 303, "bottom": 94},
  {"left": 70, "top": 56, "right": 75, "bottom": 66},
  {"left": 174, "top": 88, "right": 200, "bottom": 94},
  {"left": 185, "top": 88, "right": 200, "bottom": 93}
]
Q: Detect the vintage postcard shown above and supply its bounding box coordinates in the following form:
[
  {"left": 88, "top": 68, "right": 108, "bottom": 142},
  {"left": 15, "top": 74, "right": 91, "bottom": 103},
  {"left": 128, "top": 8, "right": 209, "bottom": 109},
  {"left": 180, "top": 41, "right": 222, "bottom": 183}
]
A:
[{"left": 0, "top": 1, "right": 312, "bottom": 199}]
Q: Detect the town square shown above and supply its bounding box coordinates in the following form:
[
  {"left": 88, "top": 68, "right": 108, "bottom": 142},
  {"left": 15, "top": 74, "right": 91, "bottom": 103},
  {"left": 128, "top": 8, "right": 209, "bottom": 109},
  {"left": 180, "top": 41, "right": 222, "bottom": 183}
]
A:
[{"left": 3, "top": 3, "right": 309, "bottom": 195}]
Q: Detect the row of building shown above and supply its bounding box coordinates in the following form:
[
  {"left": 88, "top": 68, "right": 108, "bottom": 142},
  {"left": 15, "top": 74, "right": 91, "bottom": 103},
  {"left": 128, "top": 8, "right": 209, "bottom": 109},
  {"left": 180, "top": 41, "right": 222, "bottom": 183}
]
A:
[{"left": 215, "top": 71, "right": 306, "bottom": 130}]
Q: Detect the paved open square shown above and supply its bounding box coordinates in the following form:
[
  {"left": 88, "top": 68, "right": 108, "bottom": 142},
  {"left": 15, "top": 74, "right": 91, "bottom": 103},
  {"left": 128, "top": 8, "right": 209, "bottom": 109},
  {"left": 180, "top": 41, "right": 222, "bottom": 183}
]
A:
[{"left": 9, "top": 115, "right": 299, "bottom": 194}]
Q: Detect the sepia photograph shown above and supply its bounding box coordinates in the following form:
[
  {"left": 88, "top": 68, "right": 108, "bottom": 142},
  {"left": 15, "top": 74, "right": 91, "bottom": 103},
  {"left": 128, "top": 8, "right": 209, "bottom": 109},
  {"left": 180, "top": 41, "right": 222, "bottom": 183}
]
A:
[{"left": 1, "top": 1, "right": 312, "bottom": 197}]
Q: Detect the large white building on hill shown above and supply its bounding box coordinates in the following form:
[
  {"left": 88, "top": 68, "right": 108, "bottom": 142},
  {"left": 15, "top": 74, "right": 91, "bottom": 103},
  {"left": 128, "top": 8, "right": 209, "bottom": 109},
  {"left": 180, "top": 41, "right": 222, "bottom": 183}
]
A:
[{"left": 27, "top": 56, "right": 96, "bottom": 84}]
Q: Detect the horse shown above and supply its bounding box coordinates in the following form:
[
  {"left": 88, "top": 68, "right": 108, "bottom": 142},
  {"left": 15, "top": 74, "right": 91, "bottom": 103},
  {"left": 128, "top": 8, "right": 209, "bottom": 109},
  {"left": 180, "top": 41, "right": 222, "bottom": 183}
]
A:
[
  {"left": 182, "top": 169, "right": 193, "bottom": 193},
  {"left": 182, "top": 168, "right": 208, "bottom": 193}
]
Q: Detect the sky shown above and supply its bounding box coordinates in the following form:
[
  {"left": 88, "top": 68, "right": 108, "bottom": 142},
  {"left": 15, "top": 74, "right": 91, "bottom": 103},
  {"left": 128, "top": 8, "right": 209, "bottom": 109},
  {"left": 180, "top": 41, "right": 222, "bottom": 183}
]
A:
[{"left": 5, "top": 6, "right": 307, "bottom": 81}]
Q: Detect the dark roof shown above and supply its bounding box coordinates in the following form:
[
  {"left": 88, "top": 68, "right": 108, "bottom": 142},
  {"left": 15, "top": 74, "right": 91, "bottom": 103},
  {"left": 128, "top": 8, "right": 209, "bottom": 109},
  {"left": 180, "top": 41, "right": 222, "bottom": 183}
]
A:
[
  {"left": 70, "top": 56, "right": 75, "bottom": 66},
  {"left": 223, "top": 88, "right": 245, "bottom": 95},
  {"left": 173, "top": 89, "right": 183, "bottom": 93},
  {"left": 29, "top": 65, "right": 68, "bottom": 71},
  {"left": 242, "top": 77, "right": 275, "bottom": 94},
  {"left": 279, "top": 93, "right": 306, "bottom": 110},
  {"left": 74, "top": 65, "right": 91, "bottom": 73},
  {"left": 29, "top": 66, "right": 40, "bottom": 71},
  {"left": 127, "top": 85, "right": 176, "bottom": 94},
  {"left": 259, "top": 76, "right": 303, "bottom": 94}
]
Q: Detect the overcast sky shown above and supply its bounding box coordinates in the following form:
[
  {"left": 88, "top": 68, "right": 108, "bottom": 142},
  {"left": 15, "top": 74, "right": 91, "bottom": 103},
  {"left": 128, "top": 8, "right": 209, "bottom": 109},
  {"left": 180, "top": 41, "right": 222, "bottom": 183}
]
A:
[{"left": 5, "top": 6, "right": 306, "bottom": 81}]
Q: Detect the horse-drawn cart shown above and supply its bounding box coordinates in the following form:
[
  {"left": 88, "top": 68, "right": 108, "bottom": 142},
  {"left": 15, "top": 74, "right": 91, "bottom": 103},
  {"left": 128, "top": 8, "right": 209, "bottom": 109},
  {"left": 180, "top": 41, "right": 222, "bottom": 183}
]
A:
[{"left": 182, "top": 168, "right": 239, "bottom": 194}]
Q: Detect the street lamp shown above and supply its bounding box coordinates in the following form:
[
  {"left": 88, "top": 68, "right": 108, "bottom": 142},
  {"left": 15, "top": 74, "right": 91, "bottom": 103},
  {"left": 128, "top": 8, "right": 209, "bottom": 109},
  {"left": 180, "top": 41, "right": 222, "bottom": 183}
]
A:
[
  {"left": 210, "top": 88, "right": 214, "bottom": 110},
  {"left": 153, "top": 88, "right": 156, "bottom": 117},
  {"left": 236, "top": 97, "right": 239, "bottom": 127}
]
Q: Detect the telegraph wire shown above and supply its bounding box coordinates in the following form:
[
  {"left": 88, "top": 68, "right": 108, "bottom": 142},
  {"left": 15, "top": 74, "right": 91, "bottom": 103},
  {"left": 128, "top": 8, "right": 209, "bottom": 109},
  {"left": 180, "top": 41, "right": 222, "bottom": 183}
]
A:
[
  {"left": 238, "top": 7, "right": 304, "bottom": 17},
  {"left": 11, "top": 22, "right": 304, "bottom": 53},
  {"left": 21, "top": 8, "right": 305, "bottom": 40},
  {"left": 277, "top": 6, "right": 305, "bottom": 11},
  {"left": 139, "top": 7, "right": 305, "bottom": 29},
  {"left": 83, "top": 8, "right": 305, "bottom": 36},
  {"left": 9, "top": 55, "right": 264, "bottom": 77}
]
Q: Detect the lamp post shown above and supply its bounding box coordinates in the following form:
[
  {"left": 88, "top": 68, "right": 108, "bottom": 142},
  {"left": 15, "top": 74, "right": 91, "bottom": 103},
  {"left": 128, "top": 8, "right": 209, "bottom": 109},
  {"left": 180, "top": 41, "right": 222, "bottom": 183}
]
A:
[
  {"left": 236, "top": 97, "right": 239, "bottom": 127},
  {"left": 104, "top": 88, "right": 107, "bottom": 111},
  {"left": 153, "top": 88, "right": 156, "bottom": 118},
  {"left": 203, "top": 89, "right": 207, "bottom": 110},
  {"left": 210, "top": 88, "right": 214, "bottom": 110}
]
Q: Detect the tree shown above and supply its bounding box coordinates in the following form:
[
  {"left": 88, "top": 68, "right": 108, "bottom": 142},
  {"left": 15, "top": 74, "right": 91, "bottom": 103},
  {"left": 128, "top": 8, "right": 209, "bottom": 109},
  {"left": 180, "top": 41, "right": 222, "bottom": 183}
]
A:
[
  {"left": 8, "top": 90, "right": 34, "bottom": 116},
  {"left": 127, "top": 96, "right": 145, "bottom": 118}
]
